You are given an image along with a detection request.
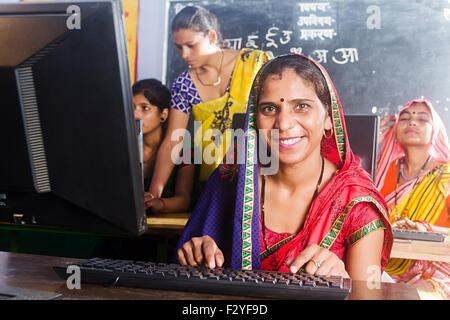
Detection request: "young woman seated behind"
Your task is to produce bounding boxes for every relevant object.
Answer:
[133,79,194,213]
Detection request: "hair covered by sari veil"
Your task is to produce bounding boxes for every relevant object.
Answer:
[177,54,392,272]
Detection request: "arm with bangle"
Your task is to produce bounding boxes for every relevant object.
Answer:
[149,108,190,198]
[393,217,450,237]
[416,221,450,237]
[145,163,194,213]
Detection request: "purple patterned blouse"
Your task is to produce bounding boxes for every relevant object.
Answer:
[170,70,202,115]
[170,69,231,115]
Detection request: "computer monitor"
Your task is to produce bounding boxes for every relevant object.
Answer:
[232,113,379,181]
[344,115,379,181]
[0,0,147,236]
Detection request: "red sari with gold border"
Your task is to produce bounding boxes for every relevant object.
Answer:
[256,55,392,271]
[177,54,393,272]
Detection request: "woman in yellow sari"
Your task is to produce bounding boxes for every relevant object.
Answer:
[376,98,450,299]
[149,6,271,197]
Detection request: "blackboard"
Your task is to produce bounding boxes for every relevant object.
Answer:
[164,0,450,132]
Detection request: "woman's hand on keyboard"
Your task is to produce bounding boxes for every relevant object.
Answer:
[287,244,349,278]
[391,217,427,232]
[177,235,225,269]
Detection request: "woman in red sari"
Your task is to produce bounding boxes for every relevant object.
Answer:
[177,54,392,282]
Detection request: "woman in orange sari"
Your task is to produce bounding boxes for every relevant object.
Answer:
[376,98,450,299]
[176,54,392,282]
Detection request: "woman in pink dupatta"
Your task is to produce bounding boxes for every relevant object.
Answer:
[376,98,450,299]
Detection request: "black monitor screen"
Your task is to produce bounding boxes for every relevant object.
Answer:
[0,0,146,236]
[344,115,379,181]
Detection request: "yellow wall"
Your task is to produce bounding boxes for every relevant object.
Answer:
[21,0,139,82]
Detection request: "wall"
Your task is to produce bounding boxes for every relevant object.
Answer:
[136,0,166,82]
[0,0,167,82]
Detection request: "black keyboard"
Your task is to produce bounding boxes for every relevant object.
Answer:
[392,228,446,242]
[53,258,352,300]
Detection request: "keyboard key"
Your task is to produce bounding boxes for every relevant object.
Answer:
[316,281,330,287]
[246,278,259,283]
[303,279,316,287]
[290,279,303,286]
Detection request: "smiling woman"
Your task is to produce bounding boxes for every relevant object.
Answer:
[176,54,393,283]
[255,60,332,167]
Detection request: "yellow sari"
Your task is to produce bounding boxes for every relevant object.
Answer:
[385,163,450,275]
[380,163,450,299]
[376,98,450,299]
[192,49,271,181]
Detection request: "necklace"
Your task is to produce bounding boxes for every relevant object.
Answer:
[194,48,223,87]
[394,154,431,221]
[261,155,324,256]
[400,155,431,181]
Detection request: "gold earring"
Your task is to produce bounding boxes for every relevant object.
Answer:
[324,129,333,139]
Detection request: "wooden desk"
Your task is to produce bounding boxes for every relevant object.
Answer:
[146,212,190,233]
[0,251,419,300]
[146,215,450,264]
[391,237,450,262]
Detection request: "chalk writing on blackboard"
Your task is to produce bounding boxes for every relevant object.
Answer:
[299,29,336,40]
[246,34,258,49]
[223,37,242,50]
[332,48,359,64]
[266,27,293,48]
[297,2,337,41]
[223,31,359,66]
[298,2,331,12]
[165,0,450,133]
[309,48,359,64]
[297,14,334,27]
